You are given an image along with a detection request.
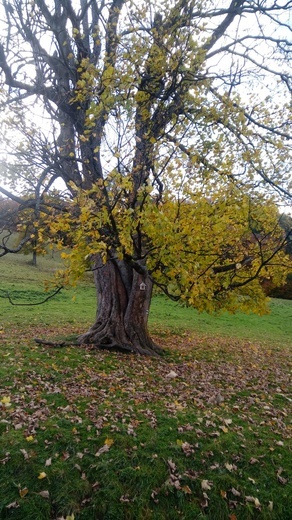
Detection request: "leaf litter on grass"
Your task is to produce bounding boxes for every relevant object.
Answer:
[0,326,291,519]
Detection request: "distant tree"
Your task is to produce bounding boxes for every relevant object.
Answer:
[0,197,19,230]
[263,213,292,299]
[0,0,291,354]
[279,214,292,256]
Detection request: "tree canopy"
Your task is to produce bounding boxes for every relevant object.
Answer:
[0,0,291,353]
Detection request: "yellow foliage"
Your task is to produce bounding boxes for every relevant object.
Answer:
[44,175,291,317]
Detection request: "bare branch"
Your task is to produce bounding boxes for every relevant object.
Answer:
[0,286,64,305]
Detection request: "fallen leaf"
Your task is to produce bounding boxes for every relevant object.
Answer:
[38,490,50,499]
[225,463,236,472]
[167,459,176,472]
[201,492,209,508]
[61,452,70,461]
[254,498,261,508]
[231,487,241,497]
[95,444,110,456]
[181,485,192,494]
[181,441,194,456]
[208,393,224,405]
[120,495,130,502]
[6,501,19,509]
[104,437,114,447]
[245,496,261,508]
[201,479,213,491]
[26,436,34,442]
[19,449,29,460]
[45,458,52,467]
[81,498,91,506]
[76,452,84,459]
[277,475,288,485]
[166,371,178,378]
[151,490,159,503]
[184,469,200,480]
[38,472,47,480]
[1,396,11,407]
[0,452,10,464]
[19,487,28,498]
[173,400,184,410]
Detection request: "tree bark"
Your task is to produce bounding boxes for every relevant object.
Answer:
[78,255,162,356]
[32,247,37,267]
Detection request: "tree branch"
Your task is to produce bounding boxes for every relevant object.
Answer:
[0,286,64,305]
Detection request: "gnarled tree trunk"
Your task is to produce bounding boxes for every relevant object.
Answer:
[78,256,162,356]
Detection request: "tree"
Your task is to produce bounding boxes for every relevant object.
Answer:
[0,0,291,355]
[279,213,292,256]
[0,122,69,264]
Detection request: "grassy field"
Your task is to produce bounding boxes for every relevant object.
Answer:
[1,253,292,345]
[0,253,291,519]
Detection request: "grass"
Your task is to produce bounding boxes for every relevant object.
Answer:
[0,253,291,519]
[150,296,292,345]
[1,252,291,345]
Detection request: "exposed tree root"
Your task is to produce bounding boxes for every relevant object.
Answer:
[34,338,75,348]
[77,330,163,356]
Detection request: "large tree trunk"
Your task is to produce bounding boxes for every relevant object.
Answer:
[78,256,162,356]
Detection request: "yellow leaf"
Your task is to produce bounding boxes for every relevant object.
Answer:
[38,472,47,480]
[19,487,28,498]
[182,485,192,494]
[1,396,11,407]
[1,396,11,404]
[104,438,114,447]
[26,436,34,442]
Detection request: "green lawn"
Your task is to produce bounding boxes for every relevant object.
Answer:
[0,253,291,519]
[1,252,291,345]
